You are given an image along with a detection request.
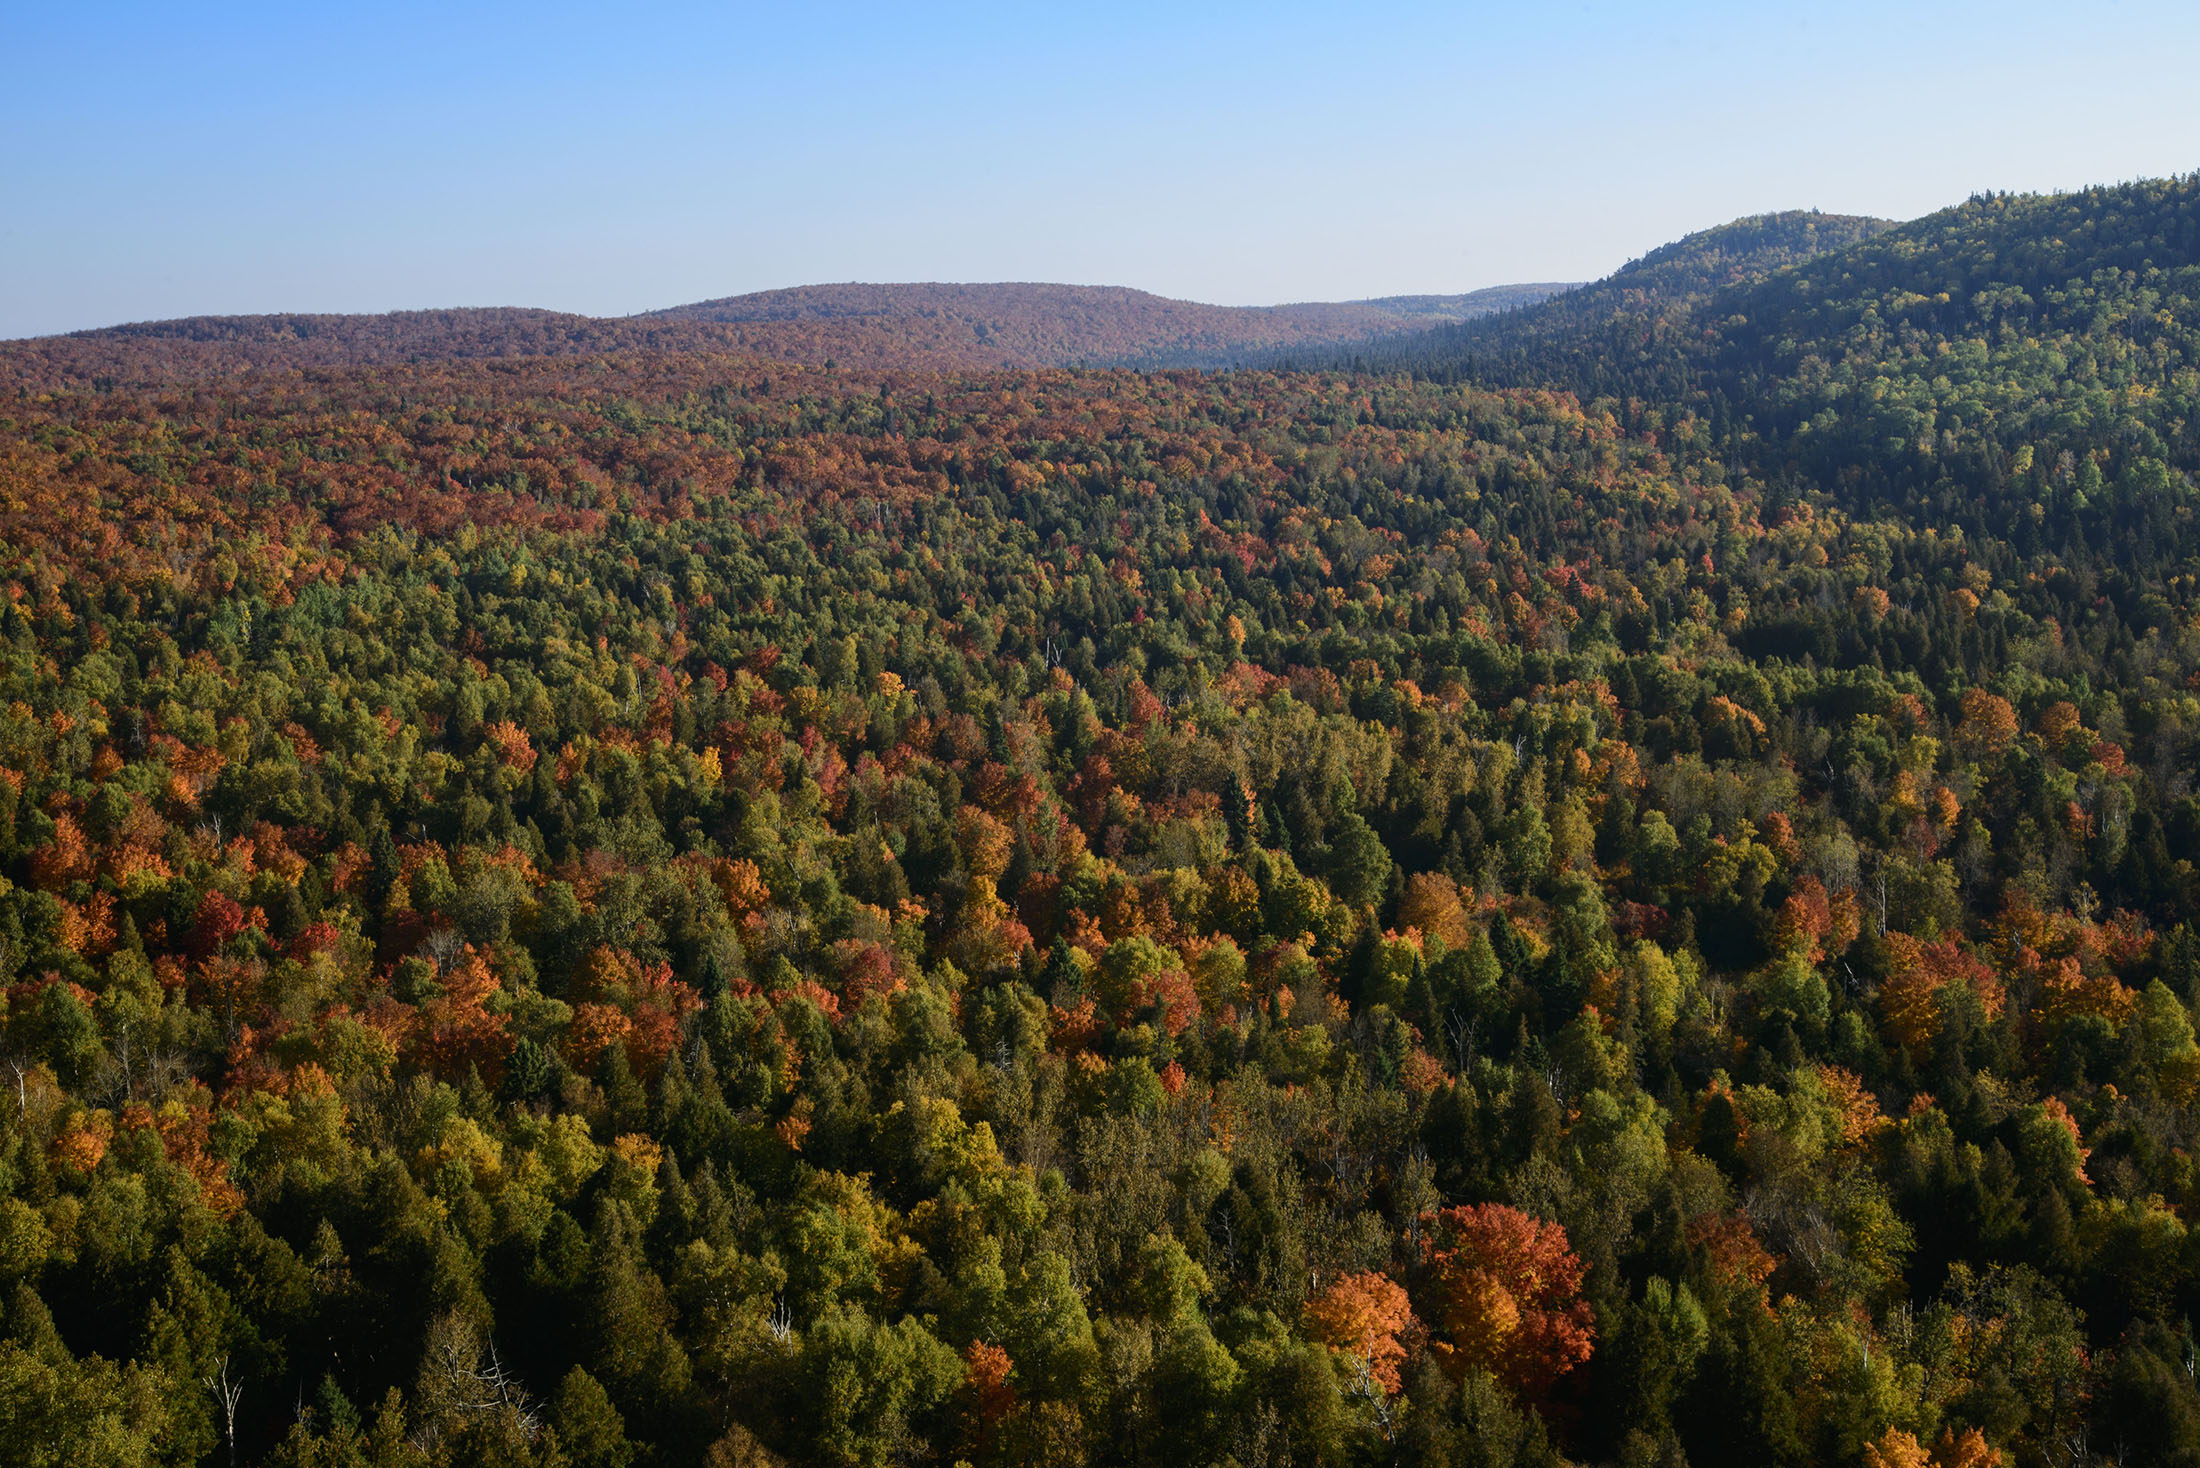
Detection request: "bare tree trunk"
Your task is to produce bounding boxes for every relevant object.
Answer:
[204,1355,244,1468]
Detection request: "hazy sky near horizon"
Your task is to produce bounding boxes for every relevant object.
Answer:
[5,1,2198,339]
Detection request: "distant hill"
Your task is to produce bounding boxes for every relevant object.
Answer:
[1354,285,1575,320]
[646,281,1577,367]
[0,280,1579,390]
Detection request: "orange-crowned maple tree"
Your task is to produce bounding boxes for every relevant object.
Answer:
[1304,1269,1417,1395]
[1420,1203,1594,1395]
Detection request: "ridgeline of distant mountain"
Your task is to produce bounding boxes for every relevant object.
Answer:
[0,281,1578,390]
[1354,286,1573,320]
[645,281,1578,367]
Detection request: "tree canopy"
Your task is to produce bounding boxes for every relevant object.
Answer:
[4,174,2200,1466]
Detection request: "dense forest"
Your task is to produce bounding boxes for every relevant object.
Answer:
[3,175,2200,1468]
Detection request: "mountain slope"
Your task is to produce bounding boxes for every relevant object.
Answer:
[1326,209,1897,389]
[1706,179,2200,489]
[1337,177,2200,523]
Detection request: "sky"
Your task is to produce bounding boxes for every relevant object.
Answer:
[4,1,2199,339]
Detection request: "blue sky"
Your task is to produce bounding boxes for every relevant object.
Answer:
[4,1,2197,338]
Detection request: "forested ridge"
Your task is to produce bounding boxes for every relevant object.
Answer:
[1310,211,1898,390]
[0,282,1576,394]
[4,177,2200,1468]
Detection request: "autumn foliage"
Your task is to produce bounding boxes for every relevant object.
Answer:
[1865,1426,2002,1468]
[1304,1270,1417,1395]
[2,174,2200,1467]
[1420,1204,1595,1396]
